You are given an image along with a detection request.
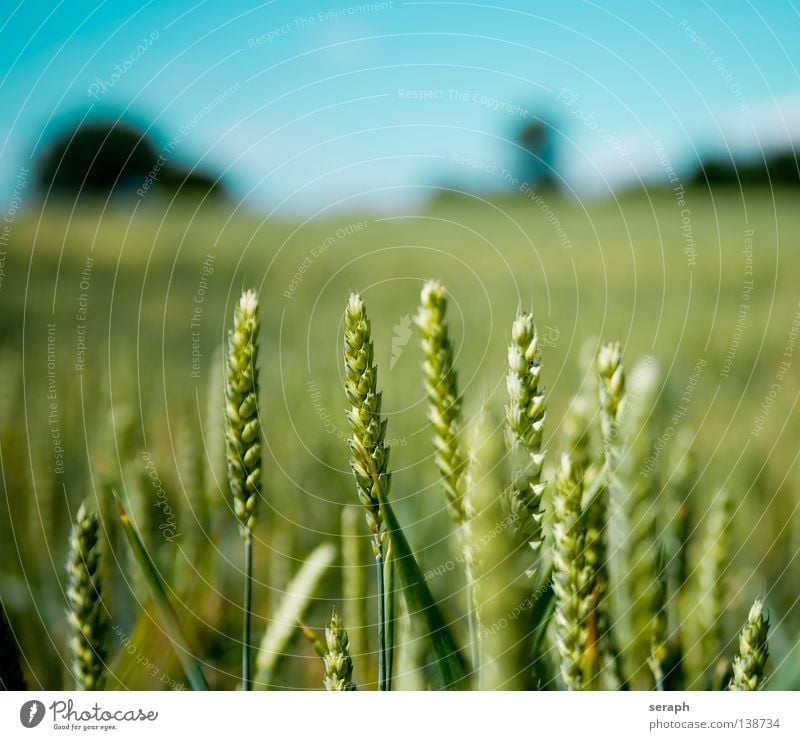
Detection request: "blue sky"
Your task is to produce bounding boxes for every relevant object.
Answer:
[1,0,799,214]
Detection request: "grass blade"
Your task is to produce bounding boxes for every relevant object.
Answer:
[0,602,26,689]
[254,542,336,688]
[298,621,327,658]
[115,495,209,691]
[379,498,469,690]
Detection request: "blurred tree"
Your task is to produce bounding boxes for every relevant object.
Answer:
[35,120,227,201]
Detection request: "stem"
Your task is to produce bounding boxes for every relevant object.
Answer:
[383,551,395,691]
[243,533,253,690]
[376,553,387,691]
[466,573,477,671]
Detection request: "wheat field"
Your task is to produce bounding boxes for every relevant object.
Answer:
[0,188,798,690]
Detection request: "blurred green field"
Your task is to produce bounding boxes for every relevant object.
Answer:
[1,188,799,689]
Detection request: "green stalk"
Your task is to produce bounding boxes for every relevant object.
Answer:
[243,534,253,690]
[376,555,387,691]
[383,543,395,690]
[465,578,477,669]
[224,289,263,691]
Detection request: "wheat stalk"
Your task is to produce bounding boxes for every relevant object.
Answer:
[561,393,606,687]
[66,503,107,690]
[415,280,479,663]
[505,312,546,560]
[729,598,769,691]
[226,289,262,535]
[225,288,262,690]
[343,292,391,690]
[324,607,356,691]
[344,292,390,555]
[551,452,589,690]
[583,479,616,688]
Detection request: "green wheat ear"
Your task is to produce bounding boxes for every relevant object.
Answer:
[324,607,356,691]
[596,341,626,470]
[616,357,662,688]
[344,292,390,557]
[562,394,592,477]
[343,291,392,691]
[505,312,546,557]
[729,599,769,691]
[66,503,107,690]
[416,279,466,524]
[225,288,262,536]
[551,452,590,690]
[590,342,628,690]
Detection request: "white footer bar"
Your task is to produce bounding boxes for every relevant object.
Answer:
[0,691,795,739]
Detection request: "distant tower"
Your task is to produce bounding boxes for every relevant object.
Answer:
[517,119,558,191]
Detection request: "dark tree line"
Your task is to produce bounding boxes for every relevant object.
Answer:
[36,120,226,201]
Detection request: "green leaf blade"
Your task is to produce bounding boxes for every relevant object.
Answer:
[380,499,469,690]
[115,495,210,691]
